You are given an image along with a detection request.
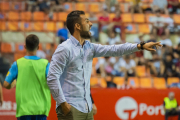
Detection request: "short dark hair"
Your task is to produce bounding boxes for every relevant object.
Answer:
[25,34,39,51]
[66,10,85,35]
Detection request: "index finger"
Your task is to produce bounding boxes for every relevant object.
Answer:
[154,42,163,47]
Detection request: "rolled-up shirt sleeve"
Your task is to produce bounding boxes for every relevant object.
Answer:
[92,43,139,58]
[47,46,69,106]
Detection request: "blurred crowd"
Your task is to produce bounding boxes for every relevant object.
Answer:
[1,0,180,87]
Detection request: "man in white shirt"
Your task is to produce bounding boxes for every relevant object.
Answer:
[151,10,169,37]
[152,0,168,14]
[160,33,172,47]
[118,55,136,79]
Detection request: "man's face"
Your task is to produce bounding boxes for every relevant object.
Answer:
[79,15,92,39]
[169,94,175,100]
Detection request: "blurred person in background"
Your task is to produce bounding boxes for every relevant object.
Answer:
[46,43,56,61]
[119,80,131,89]
[165,13,175,34]
[159,33,172,47]
[129,0,143,14]
[174,43,180,57]
[26,0,38,12]
[164,92,180,120]
[167,0,180,14]
[112,11,123,40]
[89,12,99,42]
[107,30,121,45]
[149,52,164,77]
[89,12,98,23]
[162,53,179,79]
[147,33,157,43]
[99,9,110,32]
[99,10,109,44]
[151,10,169,37]
[177,31,180,44]
[134,33,144,43]
[152,0,168,14]
[106,76,117,88]
[3,34,51,120]
[102,0,118,13]
[57,22,69,44]
[119,55,136,79]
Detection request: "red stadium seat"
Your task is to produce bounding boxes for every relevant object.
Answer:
[0,21,6,31]
[128,77,140,88]
[75,3,87,12]
[100,78,107,88]
[140,77,152,88]
[173,14,180,24]
[167,77,180,86]
[1,43,12,53]
[90,77,98,87]
[19,21,32,31]
[7,21,19,31]
[0,2,10,11]
[133,14,145,23]
[11,2,25,11]
[113,77,125,86]
[121,13,133,23]
[125,24,138,33]
[56,22,64,31]
[45,22,55,32]
[63,3,73,12]
[20,12,32,21]
[15,43,26,53]
[58,12,68,22]
[153,77,166,89]
[136,66,147,77]
[8,11,19,21]
[0,12,6,21]
[88,3,100,13]
[33,12,45,21]
[33,22,44,31]
[92,58,98,66]
[138,24,151,34]
[109,13,116,21]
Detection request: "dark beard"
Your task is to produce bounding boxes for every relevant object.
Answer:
[80,30,91,39]
[79,23,91,39]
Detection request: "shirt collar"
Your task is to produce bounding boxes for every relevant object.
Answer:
[70,36,89,47]
[24,56,41,60]
[70,36,81,47]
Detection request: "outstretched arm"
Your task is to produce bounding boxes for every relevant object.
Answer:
[92,42,162,58]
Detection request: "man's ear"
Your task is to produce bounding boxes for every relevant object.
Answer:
[24,45,26,50]
[37,46,39,50]
[75,23,81,31]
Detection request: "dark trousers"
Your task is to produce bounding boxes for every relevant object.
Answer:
[165,110,180,120]
[17,115,47,120]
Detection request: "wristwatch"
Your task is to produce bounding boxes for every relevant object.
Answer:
[140,41,146,50]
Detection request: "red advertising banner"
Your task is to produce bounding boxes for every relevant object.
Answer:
[1,88,180,120]
[0,88,16,120]
[91,88,180,120]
